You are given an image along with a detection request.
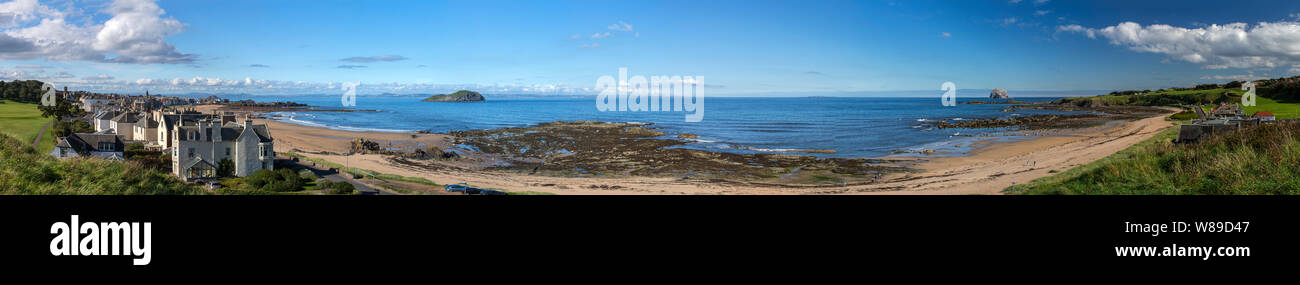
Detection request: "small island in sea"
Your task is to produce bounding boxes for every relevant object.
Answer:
[421,90,486,102]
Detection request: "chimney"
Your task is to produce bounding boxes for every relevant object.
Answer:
[198,119,208,141]
[211,120,222,142]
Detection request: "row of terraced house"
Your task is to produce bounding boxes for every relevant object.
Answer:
[50,92,275,182]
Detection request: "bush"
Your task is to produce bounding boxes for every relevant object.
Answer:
[217,158,235,177]
[328,181,356,194]
[243,168,305,192]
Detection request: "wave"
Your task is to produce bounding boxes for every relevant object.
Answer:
[275,115,413,133]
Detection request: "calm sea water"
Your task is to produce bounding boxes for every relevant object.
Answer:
[214,95,1080,158]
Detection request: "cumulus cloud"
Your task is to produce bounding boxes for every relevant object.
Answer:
[0,66,74,81]
[0,0,61,28]
[590,31,611,39]
[69,75,604,96]
[607,21,633,32]
[0,0,196,64]
[1058,21,1300,70]
[340,55,407,63]
[82,74,114,81]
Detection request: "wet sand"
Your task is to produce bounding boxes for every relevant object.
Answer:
[236,105,1176,195]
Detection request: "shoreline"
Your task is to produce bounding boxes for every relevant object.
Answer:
[211,104,1177,195]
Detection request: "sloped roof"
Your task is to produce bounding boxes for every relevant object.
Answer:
[111,112,141,123]
[176,123,273,143]
[62,133,124,153]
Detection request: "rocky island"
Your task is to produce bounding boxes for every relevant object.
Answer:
[421,90,486,102]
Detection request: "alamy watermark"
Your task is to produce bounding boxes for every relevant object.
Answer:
[41,82,57,106]
[341,82,359,107]
[595,68,704,122]
[940,81,957,107]
[1241,81,1256,107]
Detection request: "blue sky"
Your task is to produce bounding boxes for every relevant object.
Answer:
[4,0,1300,96]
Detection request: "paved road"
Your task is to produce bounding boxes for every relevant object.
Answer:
[293,159,398,195]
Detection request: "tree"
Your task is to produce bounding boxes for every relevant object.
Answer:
[328,181,356,194]
[37,95,80,119]
[217,158,236,177]
[52,120,92,138]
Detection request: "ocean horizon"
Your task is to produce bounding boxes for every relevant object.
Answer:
[216,95,1087,158]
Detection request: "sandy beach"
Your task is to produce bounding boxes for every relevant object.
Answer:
[227,104,1177,195]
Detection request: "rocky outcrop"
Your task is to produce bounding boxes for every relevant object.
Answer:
[989,88,1011,99]
[421,90,485,102]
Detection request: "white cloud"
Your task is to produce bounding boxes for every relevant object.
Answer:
[340,55,407,63]
[1201,74,1257,81]
[1008,0,1022,3]
[939,32,951,38]
[1001,17,1018,26]
[590,31,611,39]
[608,21,632,32]
[1034,10,1050,16]
[74,76,604,95]
[82,74,114,81]
[0,0,196,64]
[0,0,61,28]
[1059,21,1300,70]
[1056,24,1095,38]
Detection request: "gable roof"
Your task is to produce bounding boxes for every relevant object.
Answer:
[176,123,274,143]
[1253,111,1275,117]
[60,133,124,153]
[111,112,141,124]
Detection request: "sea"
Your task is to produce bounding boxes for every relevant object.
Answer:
[207,95,1086,158]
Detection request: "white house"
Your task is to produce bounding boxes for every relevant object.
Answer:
[132,117,159,144]
[109,112,142,141]
[93,110,119,133]
[171,118,275,181]
[50,133,125,160]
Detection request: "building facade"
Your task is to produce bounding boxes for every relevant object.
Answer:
[171,118,275,181]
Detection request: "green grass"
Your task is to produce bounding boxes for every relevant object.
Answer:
[1006,121,1300,194]
[0,100,55,153]
[1243,96,1300,119]
[0,132,206,195]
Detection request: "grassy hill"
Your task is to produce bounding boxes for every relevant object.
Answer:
[0,132,205,195]
[1009,83,1300,194]
[1007,121,1300,194]
[0,100,55,153]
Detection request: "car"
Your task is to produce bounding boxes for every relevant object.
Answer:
[480,189,508,195]
[444,184,469,192]
[461,187,483,195]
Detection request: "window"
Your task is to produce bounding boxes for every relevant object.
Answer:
[99,142,115,151]
[188,148,195,158]
[225,148,231,156]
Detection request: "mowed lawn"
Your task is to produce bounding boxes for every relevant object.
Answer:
[1245,96,1300,119]
[0,100,55,153]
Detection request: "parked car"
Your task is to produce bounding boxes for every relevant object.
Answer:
[444,184,469,192]
[480,189,508,195]
[462,188,483,195]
